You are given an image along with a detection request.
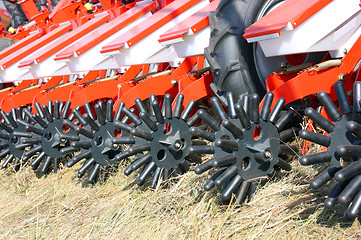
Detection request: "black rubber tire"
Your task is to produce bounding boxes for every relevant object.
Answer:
[205,0,284,103]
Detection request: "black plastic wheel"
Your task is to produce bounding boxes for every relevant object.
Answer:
[299,81,361,219]
[63,100,126,183]
[117,93,202,188]
[19,100,74,174]
[0,107,34,171]
[190,92,297,203]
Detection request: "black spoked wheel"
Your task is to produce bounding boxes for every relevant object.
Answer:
[19,100,74,174]
[117,93,202,188]
[190,92,298,203]
[64,100,125,183]
[0,107,33,171]
[299,81,361,219]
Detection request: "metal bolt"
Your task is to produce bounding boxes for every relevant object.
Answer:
[171,79,178,86]
[343,48,348,54]
[112,144,119,149]
[264,150,272,159]
[338,73,346,82]
[173,142,182,150]
[348,90,353,97]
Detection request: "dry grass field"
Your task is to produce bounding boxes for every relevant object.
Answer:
[0,145,360,239]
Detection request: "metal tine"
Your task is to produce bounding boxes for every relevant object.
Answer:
[212,154,237,167]
[339,175,361,204]
[187,114,199,127]
[42,105,53,123]
[1,111,17,127]
[189,126,215,142]
[260,92,274,121]
[194,159,214,174]
[276,158,292,171]
[310,166,341,188]
[83,113,99,131]
[234,103,251,129]
[214,165,237,186]
[346,121,361,139]
[59,102,65,114]
[346,190,361,219]
[214,139,239,151]
[16,107,22,120]
[241,94,250,116]
[95,103,105,125]
[23,109,29,122]
[299,152,332,165]
[114,102,124,121]
[13,158,20,172]
[222,175,242,200]
[128,143,151,155]
[334,81,352,114]
[204,168,225,191]
[139,112,157,131]
[53,100,61,119]
[324,180,350,209]
[226,92,237,119]
[114,120,133,133]
[122,107,142,126]
[135,98,147,114]
[130,128,153,141]
[68,105,81,122]
[173,94,184,118]
[250,93,260,123]
[0,132,9,140]
[181,100,195,121]
[179,161,190,173]
[23,109,36,124]
[47,100,53,116]
[53,158,60,173]
[106,100,114,122]
[188,145,215,155]
[246,181,258,201]
[77,158,95,178]
[163,93,172,119]
[72,107,87,126]
[299,130,331,147]
[337,145,361,157]
[334,161,361,182]
[2,154,14,169]
[24,145,42,158]
[275,109,294,131]
[150,167,162,189]
[354,81,361,113]
[317,91,342,122]
[127,154,152,174]
[197,109,220,131]
[162,169,170,188]
[40,156,52,174]
[149,94,156,117]
[88,164,100,182]
[222,119,243,139]
[138,162,156,186]
[235,181,250,204]
[34,102,45,118]
[71,140,92,149]
[186,153,202,163]
[112,136,135,144]
[61,101,71,119]
[304,107,334,133]
[0,122,12,133]
[269,98,285,124]
[31,152,46,170]
[211,97,227,121]
[0,149,10,160]
[60,146,78,154]
[68,150,92,167]
[11,108,17,121]
[151,100,164,123]
[84,102,95,120]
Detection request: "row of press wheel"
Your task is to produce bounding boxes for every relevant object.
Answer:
[0,82,361,219]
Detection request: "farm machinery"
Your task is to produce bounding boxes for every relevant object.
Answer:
[0,0,360,220]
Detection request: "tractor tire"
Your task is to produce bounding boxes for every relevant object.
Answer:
[205,0,284,103]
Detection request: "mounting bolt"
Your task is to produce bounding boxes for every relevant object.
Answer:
[348,91,353,97]
[343,48,348,54]
[173,142,182,150]
[338,73,346,82]
[264,150,272,159]
[112,144,118,149]
[171,79,178,86]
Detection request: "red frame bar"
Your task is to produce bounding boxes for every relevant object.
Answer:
[158,0,219,44]
[54,3,156,61]
[0,24,72,69]
[18,14,110,68]
[101,0,202,54]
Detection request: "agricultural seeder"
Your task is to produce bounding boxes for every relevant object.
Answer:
[0,0,360,220]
